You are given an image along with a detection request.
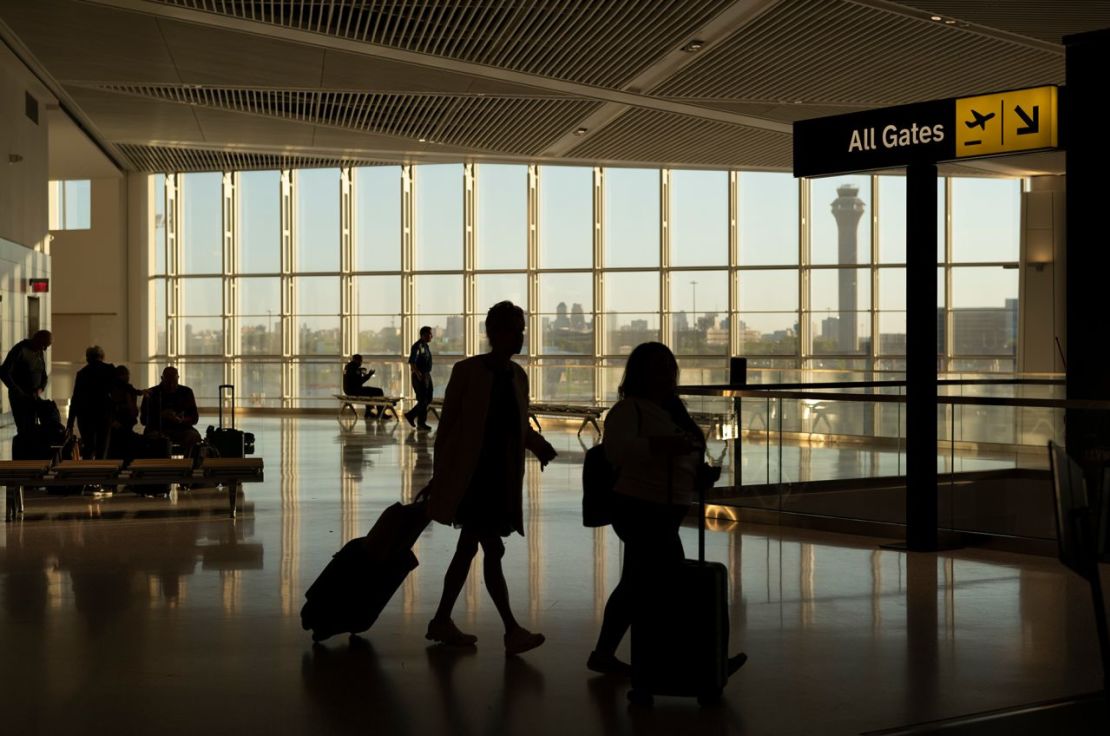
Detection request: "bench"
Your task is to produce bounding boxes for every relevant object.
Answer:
[334,394,403,423]
[3,457,265,521]
[427,399,604,437]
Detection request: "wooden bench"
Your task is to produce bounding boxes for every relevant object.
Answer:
[3,457,265,521]
[428,399,603,437]
[334,394,403,423]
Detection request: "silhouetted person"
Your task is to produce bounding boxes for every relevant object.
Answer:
[107,365,145,461]
[342,354,384,419]
[140,366,201,455]
[425,302,557,655]
[68,345,116,459]
[588,342,707,675]
[405,326,434,429]
[0,329,51,435]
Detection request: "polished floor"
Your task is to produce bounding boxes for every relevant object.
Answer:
[1,417,1106,735]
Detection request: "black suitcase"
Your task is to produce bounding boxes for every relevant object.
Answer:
[629,471,733,706]
[301,500,430,642]
[205,384,254,458]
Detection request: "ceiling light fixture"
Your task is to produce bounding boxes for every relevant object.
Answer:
[682,40,704,52]
[930,15,942,21]
[574,127,588,136]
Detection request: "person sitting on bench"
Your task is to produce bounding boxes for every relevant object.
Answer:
[342,354,384,419]
[140,366,201,456]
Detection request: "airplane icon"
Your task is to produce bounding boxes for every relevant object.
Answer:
[964,109,996,130]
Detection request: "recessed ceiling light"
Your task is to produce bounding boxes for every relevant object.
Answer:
[418,138,426,143]
[682,40,704,52]
[944,19,957,24]
[931,15,942,21]
[574,127,588,136]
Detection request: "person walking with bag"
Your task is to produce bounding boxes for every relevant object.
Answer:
[423,302,558,655]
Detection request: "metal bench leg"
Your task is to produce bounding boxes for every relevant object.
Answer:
[228,480,239,519]
[577,418,588,437]
[6,485,24,521]
[589,417,602,437]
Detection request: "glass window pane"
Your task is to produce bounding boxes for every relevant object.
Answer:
[739,269,798,312]
[604,271,658,313]
[670,170,727,267]
[415,274,462,315]
[181,362,224,405]
[669,271,728,355]
[539,166,593,269]
[356,275,401,315]
[538,358,594,402]
[476,273,527,314]
[738,313,798,355]
[605,313,659,355]
[951,267,1018,357]
[48,180,62,230]
[64,179,91,230]
[878,267,905,311]
[152,278,166,356]
[356,316,402,355]
[241,360,282,408]
[740,172,798,266]
[416,165,463,271]
[181,172,222,274]
[810,176,871,266]
[297,276,340,315]
[181,278,222,315]
[810,268,871,312]
[355,166,401,272]
[183,318,222,355]
[878,312,906,355]
[153,174,166,275]
[296,168,340,272]
[239,277,281,355]
[477,164,527,270]
[810,313,871,355]
[240,170,281,273]
[296,361,341,407]
[951,178,1020,263]
[877,175,947,264]
[604,168,659,268]
[296,317,340,355]
[539,273,593,355]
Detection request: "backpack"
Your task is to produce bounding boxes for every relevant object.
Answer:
[581,401,640,527]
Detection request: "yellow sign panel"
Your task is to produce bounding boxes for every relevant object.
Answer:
[955,86,1057,158]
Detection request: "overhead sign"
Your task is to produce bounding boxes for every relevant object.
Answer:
[793,85,1060,177]
[954,86,1057,157]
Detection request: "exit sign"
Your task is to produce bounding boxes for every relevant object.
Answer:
[28,278,49,293]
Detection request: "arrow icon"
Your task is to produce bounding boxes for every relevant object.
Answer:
[1015,104,1039,135]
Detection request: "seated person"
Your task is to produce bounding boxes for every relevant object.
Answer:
[342,354,384,419]
[140,366,201,456]
[106,365,145,462]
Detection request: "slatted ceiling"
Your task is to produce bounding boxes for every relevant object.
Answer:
[143,0,737,88]
[892,1,1110,44]
[654,0,1063,106]
[673,100,871,124]
[88,85,602,155]
[567,109,792,169]
[117,144,389,173]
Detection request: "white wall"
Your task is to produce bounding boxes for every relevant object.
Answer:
[1019,176,1066,373]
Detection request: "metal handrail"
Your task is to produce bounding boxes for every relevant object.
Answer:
[677,385,1110,411]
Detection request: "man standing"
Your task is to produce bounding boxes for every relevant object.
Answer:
[68,345,117,459]
[0,330,52,435]
[405,326,434,430]
[140,366,201,455]
[342,354,384,419]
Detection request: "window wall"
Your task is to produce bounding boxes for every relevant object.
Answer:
[148,166,1022,407]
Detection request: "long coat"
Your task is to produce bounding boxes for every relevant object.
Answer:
[427,355,545,536]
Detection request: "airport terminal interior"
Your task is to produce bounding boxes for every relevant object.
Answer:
[1,1,1109,734]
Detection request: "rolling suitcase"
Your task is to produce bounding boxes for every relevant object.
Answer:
[205,384,255,458]
[301,499,430,642]
[628,470,732,706]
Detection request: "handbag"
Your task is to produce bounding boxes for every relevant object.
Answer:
[581,401,640,527]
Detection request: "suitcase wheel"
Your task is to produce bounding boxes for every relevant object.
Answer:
[626,690,653,707]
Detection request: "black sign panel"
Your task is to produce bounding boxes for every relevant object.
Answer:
[793,99,955,178]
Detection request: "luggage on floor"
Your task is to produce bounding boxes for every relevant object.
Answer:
[12,423,66,462]
[628,465,734,706]
[205,384,255,458]
[301,499,430,642]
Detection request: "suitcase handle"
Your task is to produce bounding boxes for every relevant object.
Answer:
[218,384,235,429]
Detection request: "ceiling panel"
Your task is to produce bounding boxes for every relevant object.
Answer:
[143,0,737,88]
[64,85,204,140]
[118,143,388,172]
[83,84,602,156]
[654,0,1063,105]
[568,108,792,169]
[892,1,1110,44]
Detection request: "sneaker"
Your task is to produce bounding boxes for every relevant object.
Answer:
[504,626,545,656]
[586,650,632,676]
[425,618,477,647]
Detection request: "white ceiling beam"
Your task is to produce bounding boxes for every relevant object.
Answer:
[80,0,793,134]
